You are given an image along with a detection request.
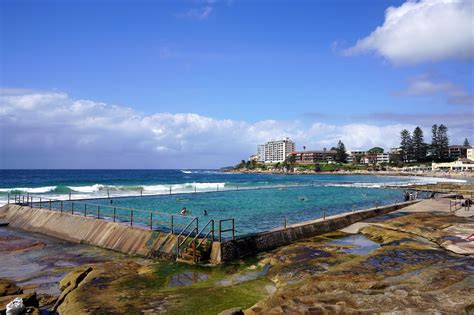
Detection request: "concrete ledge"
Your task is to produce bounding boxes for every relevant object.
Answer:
[0,204,178,259]
[216,200,420,262]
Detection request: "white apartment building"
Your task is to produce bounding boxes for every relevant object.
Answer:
[376,153,390,164]
[467,148,474,161]
[257,138,295,163]
[257,145,266,162]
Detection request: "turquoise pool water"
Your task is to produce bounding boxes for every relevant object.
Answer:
[49,185,416,237]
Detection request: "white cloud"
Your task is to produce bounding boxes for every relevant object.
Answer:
[0,89,449,168]
[398,74,474,104]
[177,6,213,20]
[344,0,474,64]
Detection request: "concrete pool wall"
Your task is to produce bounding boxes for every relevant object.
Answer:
[214,200,421,262]
[0,200,421,263]
[0,204,179,260]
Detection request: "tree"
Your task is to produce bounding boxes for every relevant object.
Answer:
[400,129,413,162]
[437,124,449,161]
[284,154,296,172]
[464,138,470,147]
[412,126,427,162]
[368,147,384,154]
[236,160,246,169]
[431,124,439,161]
[286,153,296,164]
[335,140,348,163]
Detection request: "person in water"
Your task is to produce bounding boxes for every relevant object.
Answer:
[180,207,188,215]
[203,209,208,216]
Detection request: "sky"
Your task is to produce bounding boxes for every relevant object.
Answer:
[0,0,473,169]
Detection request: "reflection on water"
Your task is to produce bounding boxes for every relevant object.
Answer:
[329,234,380,255]
[217,265,271,287]
[0,227,123,296]
[168,271,209,287]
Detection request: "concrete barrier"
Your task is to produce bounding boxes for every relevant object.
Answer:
[214,200,420,262]
[0,204,178,259]
[0,200,421,264]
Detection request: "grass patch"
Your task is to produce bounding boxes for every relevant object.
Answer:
[164,278,270,315]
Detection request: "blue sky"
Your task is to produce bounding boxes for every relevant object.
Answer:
[0,0,473,168]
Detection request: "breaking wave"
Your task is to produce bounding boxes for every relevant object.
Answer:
[0,186,57,193]
[0,182,227,195]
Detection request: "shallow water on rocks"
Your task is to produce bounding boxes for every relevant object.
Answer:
[168,271,209,287]
[217,265,271,287]
[329,234,380,255]
[0,227,124,296]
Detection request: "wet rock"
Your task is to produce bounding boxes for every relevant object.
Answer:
[58,266,93,292]
[23,306,40,314]
[0,279,22,297]
[0,235,45,253]
[56,261,143,314]
[52,266,93,311]
[246,212,474,314]
[218,307,244,315]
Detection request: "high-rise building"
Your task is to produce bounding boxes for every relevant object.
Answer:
[257,138,295,163]
[257,145,266,162]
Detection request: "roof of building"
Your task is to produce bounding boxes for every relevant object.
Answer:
[291,150,337,154]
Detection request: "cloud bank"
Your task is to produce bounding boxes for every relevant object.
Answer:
[0,88,463,169]
[344,0,474,64]
[398,74,474,105]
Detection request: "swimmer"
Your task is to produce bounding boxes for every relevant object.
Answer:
[180,207,188,215]
[203,209,208,216]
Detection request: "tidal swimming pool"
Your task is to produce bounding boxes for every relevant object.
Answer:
[55,185,416,237]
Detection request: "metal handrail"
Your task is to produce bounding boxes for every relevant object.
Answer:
[9,192,238,260]
[9,193,195,220]
[218,218,235,241]
[175,217,198,257]
[193,219,215,249]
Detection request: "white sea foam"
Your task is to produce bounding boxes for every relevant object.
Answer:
[142,182,225,193]
[0,186,57,193]
[324,176,466,189]
[67,184,105,193]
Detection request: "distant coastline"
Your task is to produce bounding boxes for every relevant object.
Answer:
[224,168,474,179]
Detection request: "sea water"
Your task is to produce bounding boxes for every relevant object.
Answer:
[0,169,465,236]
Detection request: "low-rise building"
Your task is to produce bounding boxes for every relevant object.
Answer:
[291,150,337,164]
[432,159,474,171]
[448,145,469,159]
[348,150,366,164]
[467,148,474,161]
[376,153,390,164]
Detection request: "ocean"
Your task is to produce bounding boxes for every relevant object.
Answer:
[0,169,465,235]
